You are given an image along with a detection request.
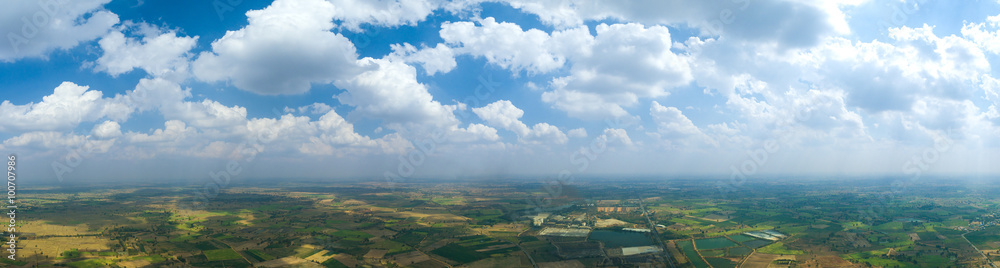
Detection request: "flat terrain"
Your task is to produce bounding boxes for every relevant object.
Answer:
[2,178,998,267]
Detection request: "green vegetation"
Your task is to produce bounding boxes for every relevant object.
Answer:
[758,242,804,255]
[431,243,487,264]
[13,179,1000,267]
[677,240,709,268]
[322,258,349,268]
[726,234,756,243]
[65,259,116,268]
[705,257,737,268]
[694,237,737,250]
[727,246,752,256]
[203,248,243,261]
[244,249,275,261]
[966,226,1000,250]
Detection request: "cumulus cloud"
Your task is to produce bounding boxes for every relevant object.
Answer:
[1,131,115,154]
[94,25,198,79]
[472,100,568,144]
[597,128,633,147]
[334,58,498,142]
[441,17,590,74]
[0,82,129,132]
[543,23,692,119]
[127,78,247,129]
[441,18,691,119]
[92,120,122,138]
[389,43,457,75]
[0,0,119,62]
[451,0,853,48]
[193,0,362,95]
[961,14,1000,55]
[567,128,587,138]
[327,0,441,31]
[821,25,988,113]
[649,101,714,147]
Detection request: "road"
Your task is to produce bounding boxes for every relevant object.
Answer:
[638,198,677,268]
[962,232,997,268]
[516,229,540,268]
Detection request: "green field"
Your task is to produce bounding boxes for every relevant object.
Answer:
[742,239,772,248]
[431,244,487,264]
[757,242,804,255]
[244,249,275,261]
[678,240,709,268]
[727,234,757,243]
[706,257,738,268]
[204,248,243,261]
[694,237,737,250]
[966,226,1000,250]
[727,246,752,256]
[13,179,1000,268]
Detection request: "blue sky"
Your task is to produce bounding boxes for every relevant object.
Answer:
[3,0,1000,183]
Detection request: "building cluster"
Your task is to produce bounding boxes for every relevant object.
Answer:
[744,230,787,241]
[597,206,639,213]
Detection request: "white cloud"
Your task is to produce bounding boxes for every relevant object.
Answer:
[3,131,84,148]
[0,131,116,155]
[389,43,457,75]
[92,120,121,138]
[649,101,711,143]
[441,17,590,74]
[297,103,334,115]
[334,58,498,143]
[961,14,1000,55]
[326,0,441,31]
[819,25,988,113]
[543,23,692,119]
[472,100,567,144]
[597,128,632,147]
[0,82,129,132]
[127,120,195,143]
[453,0,853,48]
[472,100,530,136]
[193,0,362,95]
[0,0,119,62]
[567,128,587,138]
[95,25,198,79]
[441,19,691,119]
[127,78,247,129]
[524,123,568,145]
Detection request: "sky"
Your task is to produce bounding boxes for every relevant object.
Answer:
[3,0,1000,184]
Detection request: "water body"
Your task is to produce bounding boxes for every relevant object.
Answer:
[588,230,655,248]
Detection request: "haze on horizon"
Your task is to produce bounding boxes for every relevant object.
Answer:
[2,0,1000,183]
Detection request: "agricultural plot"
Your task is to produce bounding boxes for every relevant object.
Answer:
[431,235,520,264]
[203,248,243,261]
[694,237,737,250]
[967,226,1000,250]
[677,240,709,268]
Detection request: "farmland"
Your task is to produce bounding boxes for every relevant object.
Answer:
[3,177,998,267]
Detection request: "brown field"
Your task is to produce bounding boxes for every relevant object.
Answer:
[18,222,113,259]
[256,256,323,267]
[795,255,858,268]
[537,259,585,268]
[304,249,334,263]
[464,255,532,268]
[390,250,431,266]
[742,253,796,268]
